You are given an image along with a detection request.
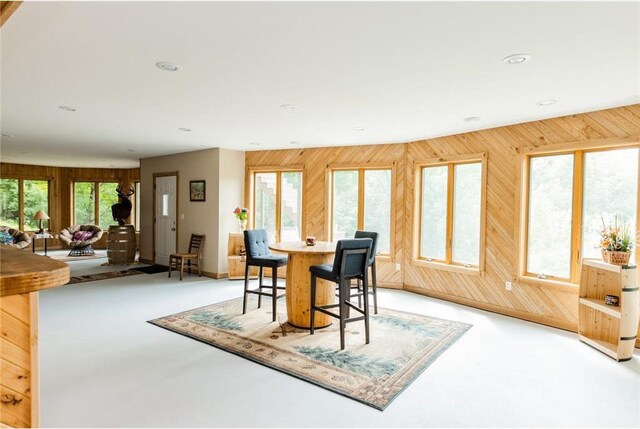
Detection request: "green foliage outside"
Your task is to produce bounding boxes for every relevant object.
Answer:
[333,170,358,240]
[0,179,19,229]
[23,180,49,231]
[363,170,391,253]
[99,182,119,229]
[74,182,95,225]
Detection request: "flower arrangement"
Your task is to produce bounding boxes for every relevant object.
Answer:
[600,215,633,265]
[233,207,248,221]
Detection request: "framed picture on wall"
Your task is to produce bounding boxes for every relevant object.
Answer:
[190,180,206,202]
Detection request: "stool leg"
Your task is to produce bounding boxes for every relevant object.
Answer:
[271,267,277,322]
[310,274,316,335]
[168,258,172,278]
[371,261,378,315]
[357,279,362,308]
[198,256,202,277]
[258,267,264,309]
[242,263,250,315]
[363,272,370,345]
[180,258,185,281]
[339,279,347,350]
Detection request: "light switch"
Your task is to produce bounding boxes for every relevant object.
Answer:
[180,213,185,220]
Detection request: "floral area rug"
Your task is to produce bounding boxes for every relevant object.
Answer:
[149,296,471,410]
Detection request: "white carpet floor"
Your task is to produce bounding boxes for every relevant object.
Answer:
[38,256,640,427]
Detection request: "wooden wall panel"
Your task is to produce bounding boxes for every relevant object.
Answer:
[0,163,140,249]
[246,104,640,335]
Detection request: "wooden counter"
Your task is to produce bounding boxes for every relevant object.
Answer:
[1,247,70,428]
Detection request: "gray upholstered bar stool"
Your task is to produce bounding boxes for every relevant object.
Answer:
[242,229,287,321]
[309,238,372,350]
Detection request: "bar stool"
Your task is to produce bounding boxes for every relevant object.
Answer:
[309,238,372,350]
[354,230,379,314]
[242,229,287,322]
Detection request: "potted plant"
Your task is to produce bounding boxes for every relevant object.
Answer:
[600,215,633,266]
[233,207,248,231]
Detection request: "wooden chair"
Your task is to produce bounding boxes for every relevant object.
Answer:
[169,234,205,281]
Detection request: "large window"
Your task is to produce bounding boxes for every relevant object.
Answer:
[330,167,392,255]
[253,170,303,243]
[73,181,125,228]
[0,178,50,231]
[523,145,639,283]
[417,158,485,268]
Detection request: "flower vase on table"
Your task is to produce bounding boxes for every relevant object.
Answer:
[599,215,633,266]
[234,207,248,233]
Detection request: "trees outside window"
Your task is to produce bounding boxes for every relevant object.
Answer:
[330,167,393,255]
[0,178,49,231]
[418,160,484,268]
[522,146,638,282]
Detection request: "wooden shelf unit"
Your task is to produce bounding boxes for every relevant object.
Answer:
[578,258,639,362]
[227,233,256,280]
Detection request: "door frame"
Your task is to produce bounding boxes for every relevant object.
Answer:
[152,171,179,265]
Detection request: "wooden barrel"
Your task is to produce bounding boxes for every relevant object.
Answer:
[107,225,136,264]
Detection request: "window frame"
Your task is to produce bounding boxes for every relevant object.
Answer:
[412,153,487,275]
[327,163,395,258]
[248,166,304,243]
[518,136,640,287]
[0,176,52,232]
[72,180,121,228]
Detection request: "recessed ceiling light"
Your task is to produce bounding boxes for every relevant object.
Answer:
[0,133,13,138]
[502,54,532,64]
[178,127,192,132]
[463,116,481,123]
[58,105,77,112]
[289,141,302,146]
[128,149,135,152]
[535,99,558,106]
[20,152,28,155]
[249,142,261,146]
[280,104,296,111]
[353,127,365,131]
[156,61,181,72]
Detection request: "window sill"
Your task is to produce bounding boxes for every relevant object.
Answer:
[517,275,578,292]
[375,255,393,263]
[412,259,483,276]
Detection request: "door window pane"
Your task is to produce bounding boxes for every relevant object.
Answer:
[452,163,482,265]
[332,170,358,240]
[23,180,49,231]
[255,172,277,243]
[0,179,19,229]
[74,182,95,225]
[582,148,638,260]
[420,166,448,260]
[364,169,391,254]
[98,182,119,229]
[527,154,574,278]
[280,172,302,241]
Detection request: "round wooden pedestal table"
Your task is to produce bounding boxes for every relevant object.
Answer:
[269,241,337,329]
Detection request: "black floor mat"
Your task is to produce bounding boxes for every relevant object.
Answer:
[132,265,169,274]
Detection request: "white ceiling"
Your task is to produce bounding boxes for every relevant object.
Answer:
[1,1,639,168]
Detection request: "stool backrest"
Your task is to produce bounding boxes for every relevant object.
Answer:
[354,230,378,266]
[332,238,372,279]
[188,234,205,255]
[243,229,271,264]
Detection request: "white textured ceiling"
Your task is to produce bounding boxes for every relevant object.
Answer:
[1,1,639,168]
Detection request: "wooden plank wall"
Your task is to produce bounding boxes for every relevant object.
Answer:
[0,163,140,249]
[0,292,37,428]
[246,104,640,335]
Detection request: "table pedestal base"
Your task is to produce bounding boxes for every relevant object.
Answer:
[285,252,335,328]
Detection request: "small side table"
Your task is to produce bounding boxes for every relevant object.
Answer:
[32,233,54,256]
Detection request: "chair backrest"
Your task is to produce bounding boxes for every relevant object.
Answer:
[243,229,271,264]
[354,230,378,266]
[331,238,372,279]
[188,234,205,255]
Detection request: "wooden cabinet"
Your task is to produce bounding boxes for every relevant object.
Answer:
[578,259,639,361]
